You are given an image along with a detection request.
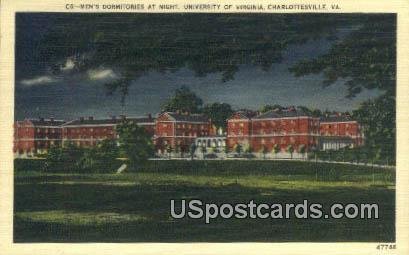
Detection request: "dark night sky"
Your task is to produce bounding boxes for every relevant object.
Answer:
[14,14,381,120]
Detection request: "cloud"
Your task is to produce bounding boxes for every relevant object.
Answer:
[61,58,75,71]
[87,69,118,81]
[20,75,56,86]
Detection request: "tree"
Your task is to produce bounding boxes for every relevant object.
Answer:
[235,143,243,156]
[162,86,203,113]
[166,145,173,159]
[116,121,154,168]
[353,94,395,164]
[290,15,396,163]
[287,145,294,159]
[224,145,229,155]
[310,145,319,163]
[296,106,312,115]
[244,144,252,154]
[189,143,197,160]
[174,144,181,157]
[272,144,280,158]
[200,146,207,159]
[290,15,395,98]
[261,145,268,159]
[298,144,306,160]
[311,109,323,117]
[203,102,234,130]
[30,14,383,102]
[96,139,119,161]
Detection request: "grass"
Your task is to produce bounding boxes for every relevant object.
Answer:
[14,160,395,242]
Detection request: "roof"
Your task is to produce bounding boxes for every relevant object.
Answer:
[28,119,66,126]
[62,116,155,126]
[253,108,312,119]
[253,110,282,119]
[320,114,355,122]
[228,110,258,120]
[163,112,209,122]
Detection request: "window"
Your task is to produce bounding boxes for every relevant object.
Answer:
[163,124,168,128]
[239,123,244,127]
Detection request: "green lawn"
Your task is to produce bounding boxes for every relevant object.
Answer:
[14,160,395,242]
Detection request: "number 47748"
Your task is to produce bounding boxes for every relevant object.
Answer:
[377,244,396,250]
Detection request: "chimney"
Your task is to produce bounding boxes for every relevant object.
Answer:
[50,117,54,122]
[88,116,94,121]
[148,113,152,120]
[80,117,84,122]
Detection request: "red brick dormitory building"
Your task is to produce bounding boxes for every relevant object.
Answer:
[14,115,155,157]
[226,108,363,158]
[319,113,364,150]
[226,108,321,157]
[14,109,364,158]
[154,111,214,154]
[14,118,65,156]
[61,115,155,147]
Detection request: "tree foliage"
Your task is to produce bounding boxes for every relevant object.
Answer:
[26,14,385,100]
[203,102,234,129]
[45,140,120,173]
[116,121,154,167]
[289,15,396,161]
[352,94,395,162]
[290,15,396,97]
[162,86,203,113]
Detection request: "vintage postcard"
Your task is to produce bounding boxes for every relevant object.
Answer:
[0,0,408,254]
